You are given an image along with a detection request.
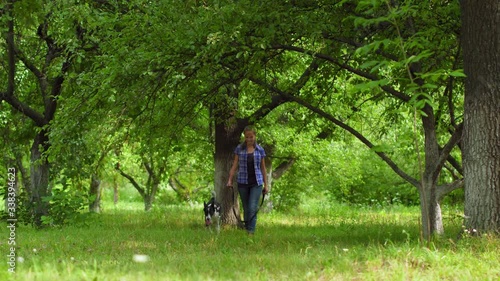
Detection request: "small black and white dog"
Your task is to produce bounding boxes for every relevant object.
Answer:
[204,191,221,233]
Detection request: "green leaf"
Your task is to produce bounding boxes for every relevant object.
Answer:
[449,70,466,77]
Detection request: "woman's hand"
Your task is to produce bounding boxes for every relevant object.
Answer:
[263,186,269,195]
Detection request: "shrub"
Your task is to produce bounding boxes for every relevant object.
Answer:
[41,185,92,226]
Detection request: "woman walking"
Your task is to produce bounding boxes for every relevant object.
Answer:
[227,126,269,234]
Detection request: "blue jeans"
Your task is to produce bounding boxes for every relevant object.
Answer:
[238,184,262,233]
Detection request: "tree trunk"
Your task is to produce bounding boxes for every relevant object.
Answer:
[215,119,245,226]
[29,130,51,228]
[115,163,161,212]
[15,153,31,202]
[144,194,154,211]
[113,175,119,205]
[262,156,273,212]
[419,179,444,239]
[211,78,291,225]
[461,0,500,233]
[419,108,445,238]
[89,173,102,213]
[148,182,160,211]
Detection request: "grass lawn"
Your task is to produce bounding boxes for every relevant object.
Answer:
[1,200,499,280]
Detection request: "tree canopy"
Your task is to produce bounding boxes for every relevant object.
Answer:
[2,0,497,237]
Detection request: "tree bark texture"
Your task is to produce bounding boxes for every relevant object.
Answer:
[418,107,445,237]
[461,0,500,232]
[112,173,120,205]
[29,130,51,227]
[144,193,155,212]
[89,173,102,213]
[419,179,444,238]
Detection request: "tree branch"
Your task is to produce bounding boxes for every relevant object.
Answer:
[446,45,462,129]
[14,46,45,87]
[168,176,191,201]
[244,93,285,123]
[436,179,464,201]
[246,58,322,123]
[6,0,15,96]
[1,94,47,127]
[322,32,400,62]
[115,164,146,198]
[446,154,463,176]
[436,122,463,177]
[272,89,420,187]
[143,159,164,185]
[2,7,71,127]
[2,24,46,125]
[272,158,296,180]
[289,58,322,93]
[271,44,411,102]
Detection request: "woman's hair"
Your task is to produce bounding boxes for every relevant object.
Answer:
[243,125,256,135]
[240,125,257,149]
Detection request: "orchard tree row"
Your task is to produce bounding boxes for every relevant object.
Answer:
[1,0,498,239]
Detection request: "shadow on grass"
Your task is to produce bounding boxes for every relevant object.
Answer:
[4,205,474,281]
[92,205,462,247]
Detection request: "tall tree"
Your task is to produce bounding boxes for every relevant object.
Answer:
[1,0,73,226]
[115,158,165,211]
[461,0,500,233]
[1,0,103,225]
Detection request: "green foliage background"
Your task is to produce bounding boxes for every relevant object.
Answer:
[1,0,466,225]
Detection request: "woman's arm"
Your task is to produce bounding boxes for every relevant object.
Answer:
[261,158,269,194]
[227,154,239,187]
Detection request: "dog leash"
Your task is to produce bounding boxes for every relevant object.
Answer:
[229,186,265,227]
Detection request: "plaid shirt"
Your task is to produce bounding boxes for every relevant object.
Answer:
[235,144,266,185]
